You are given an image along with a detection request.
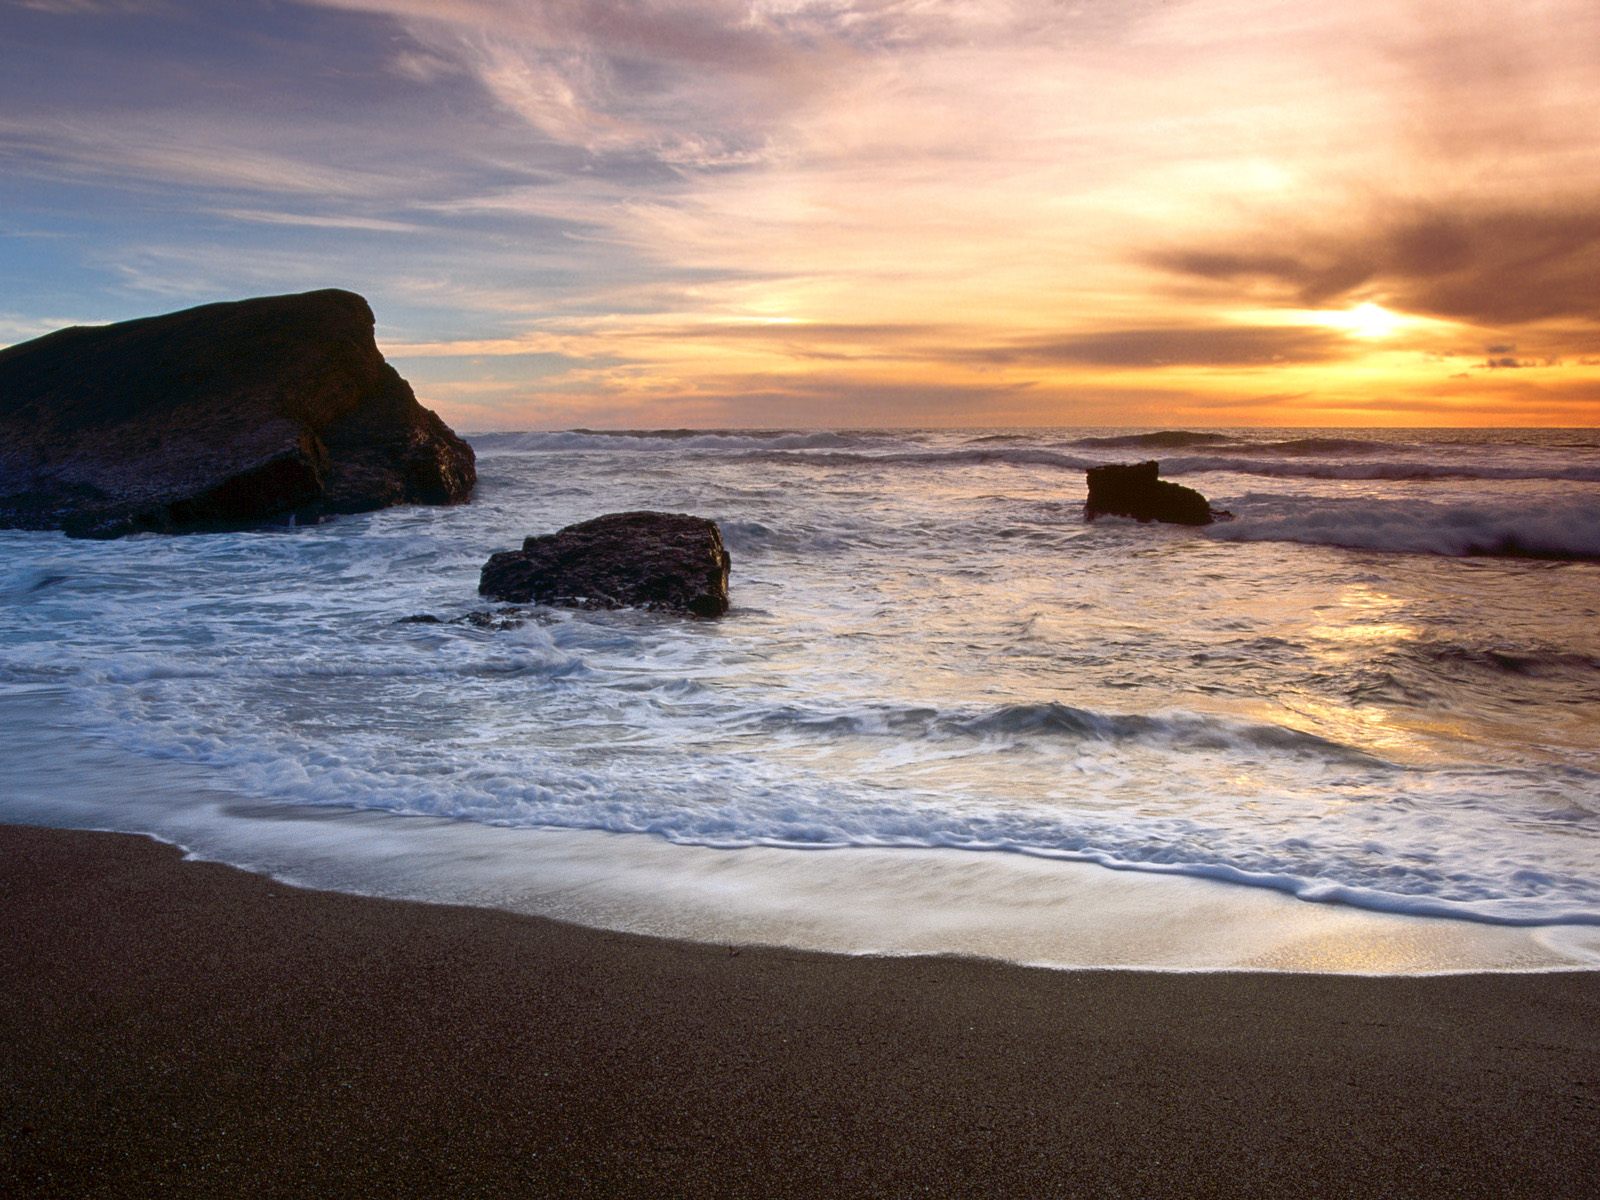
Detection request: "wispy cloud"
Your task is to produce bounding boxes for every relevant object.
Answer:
[10,0,167,12]
[0,115,421,198]
[954,327,1352,369]
[0,310,103,348]
[308,0,854,165]
[210,208,427,234]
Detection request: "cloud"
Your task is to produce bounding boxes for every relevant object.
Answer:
[955,325,1351,368]
[388,48,463,84]
[384,317,1355,376]
[1150,204,1600,327]
[1326,372,1600,421]
[472,373,1041,432]
[301,1,1192,172]
[0,311,103,348]
[209,208,426,234]
[1383,0,1600,168]
[6,0,1600,428]
[383,332,599,358]
[304,0,869,165]
[10,0,166,12]
[0,115,423,198]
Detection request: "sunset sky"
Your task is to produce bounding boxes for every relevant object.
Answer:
[3,0,1598,429]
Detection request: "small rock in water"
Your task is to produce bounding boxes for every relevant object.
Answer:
[456,609,528,631]
[1084,460,1222,526]
[479,511,731,617]
[398,610,528,631]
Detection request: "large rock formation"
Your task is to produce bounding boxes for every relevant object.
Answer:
[0,289,475,537]
[1084,460,1220,526]
[480,512,731,617]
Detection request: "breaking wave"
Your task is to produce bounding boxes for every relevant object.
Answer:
[1210,497,1600,561]
[1070,430,1234,449]
[1238,436,1393,455]
[1412,644,1600,681]
[1165,455,1600,484]
[474,429,899,454]
[472,429,1600,488]
[747,700,1388,767]
[7,423,1600,944]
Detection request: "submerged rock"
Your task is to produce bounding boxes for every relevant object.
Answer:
[399,609,530,632]
[1084,460,1221,526]
[0,289,475,538]
[479,511,731,617]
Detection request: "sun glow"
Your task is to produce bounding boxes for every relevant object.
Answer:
[1311,302,1408,339]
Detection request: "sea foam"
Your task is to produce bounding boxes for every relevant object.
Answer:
[3,425,1598,945]
[1209,496,1600,560]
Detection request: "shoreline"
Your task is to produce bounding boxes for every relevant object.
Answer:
[4,822,1598,1197]
[8,677,1594,976]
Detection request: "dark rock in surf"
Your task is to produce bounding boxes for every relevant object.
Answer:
[0,289,475,538]
[479,511,731,617]
[399,609,529,632]
[1084,460,1221,526]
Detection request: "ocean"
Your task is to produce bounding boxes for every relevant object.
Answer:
[5,426,1600,972]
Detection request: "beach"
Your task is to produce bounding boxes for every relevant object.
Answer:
[4,822,1597,1198]
[6,0,1600,1191]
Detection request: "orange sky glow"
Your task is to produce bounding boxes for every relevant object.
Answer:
[4,0,1599,429]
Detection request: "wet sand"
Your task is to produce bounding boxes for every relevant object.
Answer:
[2,822,1597,1198]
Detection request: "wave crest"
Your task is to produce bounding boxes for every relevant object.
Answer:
[1242,436,1391,455]
[1210,497,1600,561]
[474,429,891,454]
[1165,454,1600,483]
[1071,430,1232,449]
[750,700,1387,766]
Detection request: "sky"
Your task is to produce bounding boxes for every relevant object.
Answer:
[2,0,1598,430]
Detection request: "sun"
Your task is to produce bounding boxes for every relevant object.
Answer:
[1312,302,1407,339]
[1247,301,1424,342]
[1344,302,1405,338]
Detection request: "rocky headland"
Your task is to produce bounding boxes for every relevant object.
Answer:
[0,289,475,538]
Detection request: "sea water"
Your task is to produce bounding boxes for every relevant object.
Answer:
[4,427,1599,971]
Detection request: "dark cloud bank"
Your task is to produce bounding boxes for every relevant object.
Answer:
[1151,204,1600,328]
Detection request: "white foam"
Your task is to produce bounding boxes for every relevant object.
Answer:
[31,663,1600,926]
[5,685,1596,974]
[476,429,884,454]
[3,426,1597,954]
[1165,454,1600,483]
[1208,496,1600,560]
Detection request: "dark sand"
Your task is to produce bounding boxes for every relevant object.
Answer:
[3,824,1597,1198]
